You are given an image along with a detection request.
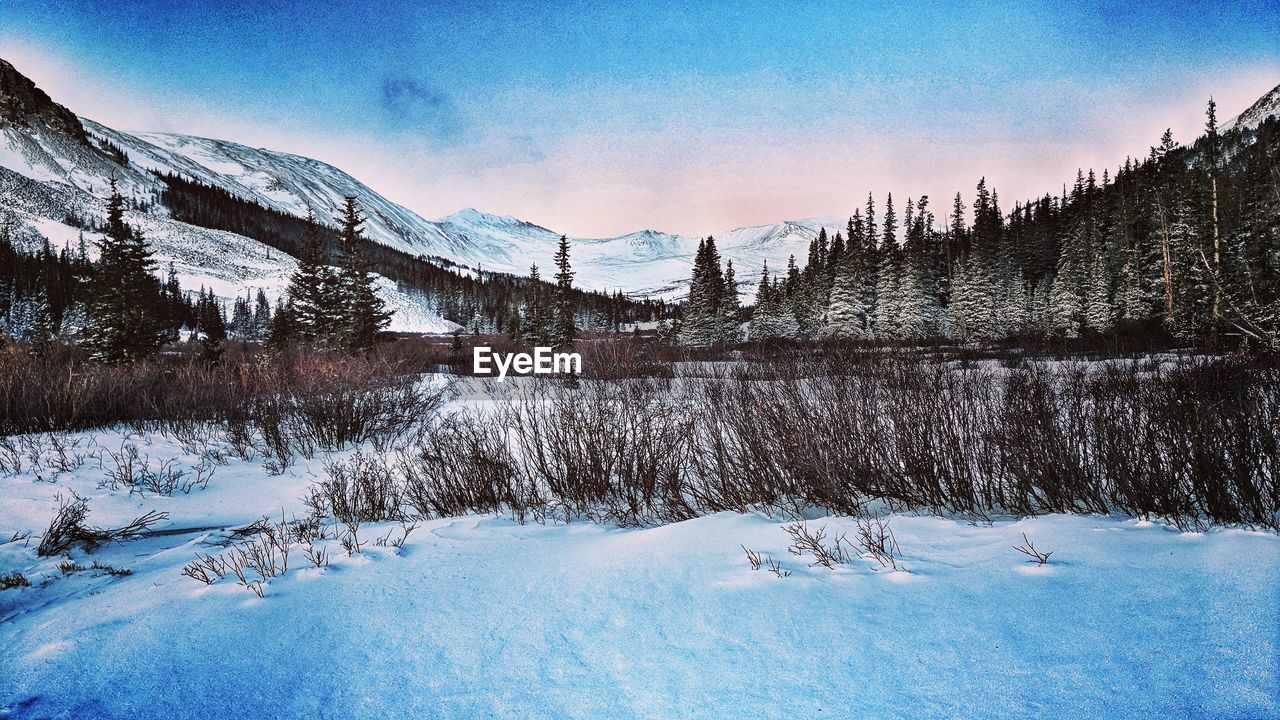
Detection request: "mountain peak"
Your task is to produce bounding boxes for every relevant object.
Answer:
[1224,82,1280,132]
[440,207,551,232]
[445,207,503,222]
[0,58,88,144]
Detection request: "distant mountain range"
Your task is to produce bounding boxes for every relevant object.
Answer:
[1,57,1276,329]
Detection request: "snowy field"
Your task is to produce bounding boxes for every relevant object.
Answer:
[0,401,1277,718]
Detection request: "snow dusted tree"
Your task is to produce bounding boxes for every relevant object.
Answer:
[749,263,800,341]
[1113,255,1144,324]
[896,196,944,338]
[824,250,872,340]
[1048,224,1088,338]
[993,263,1031,339]
[871,194,901,338]
[948,257,987,340]
[1084,252,1115,334]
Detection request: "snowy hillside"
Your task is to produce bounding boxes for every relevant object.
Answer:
[0,59,456,332]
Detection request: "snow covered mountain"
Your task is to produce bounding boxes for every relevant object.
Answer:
[6,55,1276,316]
[428,208,846,301]
[0,55,852,311]
[0,59,460,332]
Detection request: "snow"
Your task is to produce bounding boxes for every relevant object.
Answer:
[0,411,1276,719]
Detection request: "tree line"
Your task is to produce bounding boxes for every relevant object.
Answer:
[682,100,1279,348]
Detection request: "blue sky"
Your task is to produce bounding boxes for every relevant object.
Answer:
[3,0,1278,235]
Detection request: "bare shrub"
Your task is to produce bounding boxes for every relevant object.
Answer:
[307,451,403,525]
[303,542,329,568]
[219,549,265,598]
[503,378,695,525]
[37,492,168,556]
[742,545,763,571]
[100,442,145,492]
[853,516,903,571]
[685,352,1279,531]
[255,355,447,454]
[45,432,87,473]
[0,345,449,477]
[339,523,364,556]
[0,437,20,475]
[400,415,531,521]
[782,521,854,568]
[182,552,227,585]
[100,442,201,495]
[1012,533,1054,565]
[89,561,132,576]
[36,492,89,556]
[0,572,30,589]
[188,518,293,597]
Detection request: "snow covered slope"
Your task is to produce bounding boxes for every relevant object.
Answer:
[1223,82,1280,132]
[0,59,458,332]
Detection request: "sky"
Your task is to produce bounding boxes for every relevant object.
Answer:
[2,0,1277,237]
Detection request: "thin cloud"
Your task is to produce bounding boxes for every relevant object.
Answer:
[379,76,468,142]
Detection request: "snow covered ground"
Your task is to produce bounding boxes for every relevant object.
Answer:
[0,396,1277,719]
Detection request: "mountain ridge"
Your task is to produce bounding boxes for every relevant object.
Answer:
[2,57,1277,312]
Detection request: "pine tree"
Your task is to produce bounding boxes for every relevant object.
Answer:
[683,237,725,345]
[162,263,183,341]
[1084,252,1115,334]
[748,262,800,340]
[285,210,337,343]
[82,180,166,364]
[1204,97,1222,329]
[1113,254,1144,324]
[520,263,551,344]
[824,252,871,339]
[551,235,576,348]
[196,289,227,365]
[718,259,740,342]
[229,294,252,340]
[872,193,901,338]
[334,197,391,351]
[266,298,300,348]
[252,289,272,341]
[1048,224,1089,338]
[27,288,56,356]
